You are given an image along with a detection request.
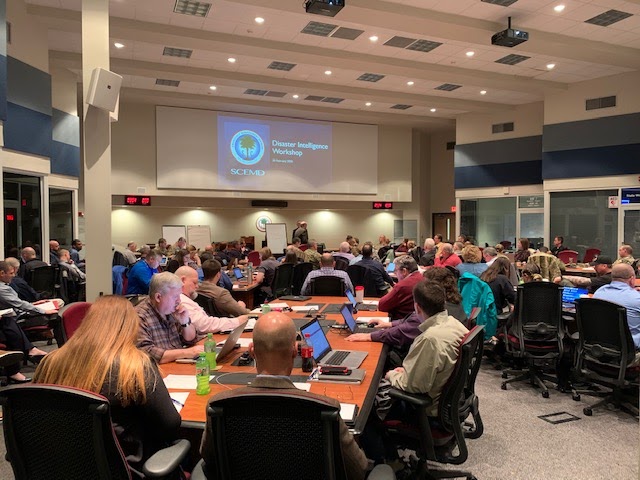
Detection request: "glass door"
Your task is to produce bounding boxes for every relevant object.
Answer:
[622,209,640,255]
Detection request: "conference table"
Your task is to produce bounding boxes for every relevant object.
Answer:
[229,281,259,309]
[162,296,389,436]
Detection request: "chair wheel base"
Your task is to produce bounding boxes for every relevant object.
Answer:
[501,372,508,379]
[542,390,550,398]
[584,407,592,416]
[572,394,581,401]
[501,383,507,390]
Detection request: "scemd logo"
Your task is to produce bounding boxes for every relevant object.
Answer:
[230,130,265,165]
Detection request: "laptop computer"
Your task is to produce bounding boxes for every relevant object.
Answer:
[345,288,377,312]
[233,267,245,280]
[215,320,249,362]
[300,319,368,368]
[159,257,168,267]
[341,304,376,334]
[386,262,396,273]
[562,287,589,312]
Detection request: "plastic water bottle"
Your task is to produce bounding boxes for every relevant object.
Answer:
[247,263,253,284]
[301,333,314,373]
[204,333,217,371]
[195,353,211,395]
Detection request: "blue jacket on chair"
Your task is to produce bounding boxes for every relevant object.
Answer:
[458,272,497,338]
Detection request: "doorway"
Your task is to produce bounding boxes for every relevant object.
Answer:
[432,213,455,242]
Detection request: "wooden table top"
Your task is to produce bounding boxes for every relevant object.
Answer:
[162,296,389,434]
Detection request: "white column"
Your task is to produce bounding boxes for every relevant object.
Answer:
[82,0,112,300]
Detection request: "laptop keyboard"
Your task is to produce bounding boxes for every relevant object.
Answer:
[323,350,349,365]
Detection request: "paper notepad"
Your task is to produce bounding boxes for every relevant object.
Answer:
[169,392,190,412]
[340,403,358,425]
[290,305,321,312]
[362,300,379,306]
[266,302,289,309]
[164,374,214,390]
[35,301,58,312]
[0,308,15,316]
[293,382,311,392]
[356,316,389,324]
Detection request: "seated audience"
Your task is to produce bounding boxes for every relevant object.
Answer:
[200,312,368,480]
[175,267,244,334]
[433,233,443,246]
[69,239,84,267]
[280,249,300,265]
[166,249,190,273]
[138,245,151,260]
[424,267,468,324]
[254,247,280,304]
[456,245,488,278]
[303,240,322,269]
[126,249,161,295]
[550,235,569,256]
[527,246,566,281]
[214,242,232,266]
[554,255,613,293]
[186,245,202,268]
[593,263,640,355]
[34,296,181,477]
[514,238,532,263]
[482,247,498,267]
[4,257,43,302]
[156,237,169,256]
[226,240,246,266]
[377,235,392,261]
[378,256,423,320]
[288,237,305,262]
[419,238,437,267]
[614,244,635,267]
[353,244,393,296]
[197,260,251,317]
[300,253,354,296]
[17,246,47,280]
[494,243,505,255]
[122,241,138,266]
[333,242,355,262]
[49,240,61,265]
[58,248,86,283]
[135,271,203,364]
[434,243,462,268]
[173,236,187,253]
[521,263,543,283]
[452,241,464,259]
[480,257,515,313]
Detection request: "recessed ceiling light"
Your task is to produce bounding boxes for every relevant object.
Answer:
[114,42,125,49]
[228,57,237,63]
[546,63,556,70]
[292,94,299,99]
[255,17,265,24]
[430,108,437,112]
[466,51,475,57]
[209,85,217,91]
[324,70,332,75]
[554,4,565,12]
[407,81,414,86]
[369,35,379,42]
[365,102,372,106]
[480,90,487,95]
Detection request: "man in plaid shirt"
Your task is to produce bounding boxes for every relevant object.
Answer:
[300,253,354,296]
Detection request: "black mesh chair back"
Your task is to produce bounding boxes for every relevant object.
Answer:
[292,262,314,296]
[28,265,59,298]
[514,282,563,348]
[203,393,346,480]
[345,264,379,297]
[195,294,224,317]
[112,250,129,267]
[310,276,345,296]
[271,263,294,298]
[0,384,131,480]
[333,257,350,271]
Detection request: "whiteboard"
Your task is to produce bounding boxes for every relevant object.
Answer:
[161,225,186,246]
[187,225,211,250]
[265,223,288,255]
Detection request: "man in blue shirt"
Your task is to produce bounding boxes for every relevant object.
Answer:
[126,250,161,295]
[593,263,640,349]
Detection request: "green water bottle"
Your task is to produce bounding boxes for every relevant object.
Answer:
[204,333,217,371]
[195,353,211,395]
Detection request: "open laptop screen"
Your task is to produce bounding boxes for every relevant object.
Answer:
[386,262,396,273]
[300,320,331,362]
[340,304,357,333]
[233,267,244,279]
[562,287,589,304]
[345,288,357,307]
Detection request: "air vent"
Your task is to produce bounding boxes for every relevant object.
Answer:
[268,61,296,71]
[357,73,385,82]
[585,95,616,110]
[155,79,180,87]
[384,36,417,48]
[331,27,364,40]
[435,83,462,91]
[391,104,412,110]
[585,10,632,27]
[264,91,287,98]
[492,122,514,134]
[251,200,288,208]
[481,0,519,6]
[163,47,193,58]
[301,21,337,37]
[244,89,269,96]
[406,39,442,52]
[173,0,211,17]
[305,95,325,102]
[446,142,456,151]
[321,97,344,104]
[495,54,530,65]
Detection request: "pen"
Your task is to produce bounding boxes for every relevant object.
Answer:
[171,398,184,408]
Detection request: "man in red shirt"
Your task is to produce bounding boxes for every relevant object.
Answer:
[434,243,462,268]
[378,256,423,320]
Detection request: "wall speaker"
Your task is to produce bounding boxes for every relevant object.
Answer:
[251,200,288,208]
[86,68,122,112]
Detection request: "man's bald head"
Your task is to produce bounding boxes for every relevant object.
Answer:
[611,263,636,287]
[251,312,297,375]
[339,242,351,253]
[21,247,36,261]
[320,253,335,267]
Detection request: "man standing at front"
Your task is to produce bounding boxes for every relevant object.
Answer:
[199,312,368,480]
[136,271,203,364]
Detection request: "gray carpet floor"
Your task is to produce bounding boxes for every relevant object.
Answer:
[0,345,638,480]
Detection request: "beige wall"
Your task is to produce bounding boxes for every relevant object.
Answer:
[6,0,49,72]
[456,102,544,145]
[429,132,456,216]
[51,66,78,115]
[544,71,640,125]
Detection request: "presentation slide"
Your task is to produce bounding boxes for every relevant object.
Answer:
[156,107,378,194]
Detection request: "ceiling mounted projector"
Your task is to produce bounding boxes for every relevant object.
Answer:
[491,17,529,47]
[304,0,345,17]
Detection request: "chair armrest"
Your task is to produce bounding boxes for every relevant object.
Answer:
[368,463,396,480]
[388,388,433,408]
[190,459,207,480]
[142,439,191,478]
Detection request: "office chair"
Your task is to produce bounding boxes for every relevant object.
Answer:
[291,262,313,296]
[271,263,294,298]
[333,257,350,271]
[346,264,379,297]
[28,265,60,299]
[0,384,191,480]
[572,298,639,417]
[582,248,601,264]
[112,250,129,267]
[557,250,580,265]
[310,276,346,296]
[191,392,394,480]
[59,301,92,342]
[384,326,484,480]
[246,251,261,267]
[500,283,565,398]
[195,294,224,317]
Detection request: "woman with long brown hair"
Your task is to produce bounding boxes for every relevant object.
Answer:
[514,238,531,263]
[480,256,515,312]
[423,267,468,324]
[34,296,181,478]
